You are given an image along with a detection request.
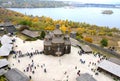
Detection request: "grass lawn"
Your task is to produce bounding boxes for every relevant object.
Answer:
[16,32,30,40]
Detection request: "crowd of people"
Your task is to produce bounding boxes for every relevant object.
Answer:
[9,36,113,81]
[13,50,43,58]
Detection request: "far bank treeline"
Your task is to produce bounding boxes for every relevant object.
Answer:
[0,8,120,46]
[0,0,69,8]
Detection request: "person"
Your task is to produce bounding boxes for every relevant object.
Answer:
[29,76,31,79]
[44,69,47,73]
[64,71,67,75]
[32,71,35,74]
[18,60,20,63]
[77,70,80,76]
[75,66,77,69]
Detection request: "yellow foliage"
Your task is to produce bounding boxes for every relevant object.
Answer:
[45,26,55,31]
[88,30,96,35]
[45,17,52,22]
[12,21,17,25]
[32,17,39,22]
[98,31,106,36]
[84,37,93,43]
[60,25,67,33]
[68,27,71,33]
[23,16,31,21]
[77,28,86,34]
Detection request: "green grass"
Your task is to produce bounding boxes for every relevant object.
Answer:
[16,32,39,41]
[16,32,30,40]
[92,47,118,59]
[0,76,7,81]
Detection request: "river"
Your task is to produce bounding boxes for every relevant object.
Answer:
[8,7,120,28]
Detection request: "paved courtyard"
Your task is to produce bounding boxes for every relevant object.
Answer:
[8,37,114,81]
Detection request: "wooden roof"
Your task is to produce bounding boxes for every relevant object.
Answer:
[108,57,120,65]
[21,29,39,38]
[0,59,9,68]
[5,26,16,33]
[76,73,96,81]
[81,45,92,52]
[0,35,13,56]
[4,68,30,81]
[52,38,64,44]
[53,29,63,35]
[0,69,6,76]
[98,60,120,78]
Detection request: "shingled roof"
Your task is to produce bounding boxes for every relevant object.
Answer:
[53,29,63,35]
[4,68,30,81]
[0,35,13,56]
[52,38,64,44]
[21,29,39,38]
[0,69,6,76]
[0,59,9,69]
[108,57,120,65]
[5,26,16,34]
[98,60,120,78]
[76,73,96,81]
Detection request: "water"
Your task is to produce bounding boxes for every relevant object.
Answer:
[8,7,120,28]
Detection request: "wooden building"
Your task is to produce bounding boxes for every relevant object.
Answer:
[44,24,71,56]
[4,68,30,81]
[76,73,97,81]
[21,29,39,38]
[98,60,120,79]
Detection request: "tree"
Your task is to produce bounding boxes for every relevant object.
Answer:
[19,25,29,31]
[60,25,67,33]
[100,38,108,47]
[32,17,39,22]
[84,37,93,43]
[19,20,32,26]
[77,28,86,35]
[0,42,2,47]
[40,31,46,39]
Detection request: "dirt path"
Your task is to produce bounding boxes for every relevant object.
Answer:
[118,41,120,47]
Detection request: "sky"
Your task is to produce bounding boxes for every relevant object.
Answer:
[55,0,120,4]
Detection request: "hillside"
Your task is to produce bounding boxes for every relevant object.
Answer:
[0,7,24,22]
[0,8,120,54]
[0,0,69,8]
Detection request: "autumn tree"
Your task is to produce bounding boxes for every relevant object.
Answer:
[32,17,39,22]
[84,37,93,43]
[60,25,67,33]
[77,27,86,35]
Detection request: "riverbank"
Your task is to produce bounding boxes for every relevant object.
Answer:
[8,7,120,28]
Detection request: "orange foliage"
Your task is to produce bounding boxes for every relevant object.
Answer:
[84,37,93,43]
[32,17,39,22]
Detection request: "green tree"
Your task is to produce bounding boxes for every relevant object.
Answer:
[40,31,46,39]
[100,38,108,47]
[19,20,32,27]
